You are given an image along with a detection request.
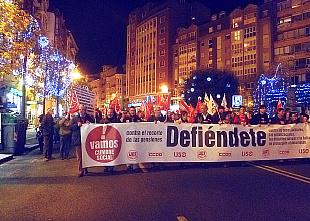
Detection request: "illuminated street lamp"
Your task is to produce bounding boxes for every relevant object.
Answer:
[160,84,169,94]
[70,68,83,80]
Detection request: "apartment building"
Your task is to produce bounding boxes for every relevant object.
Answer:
[126,0,210,103]
[172,5,274,104]
[274,0,310,84]
[97,65,126,108]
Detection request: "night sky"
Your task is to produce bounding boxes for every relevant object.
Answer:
[49,0,262,76]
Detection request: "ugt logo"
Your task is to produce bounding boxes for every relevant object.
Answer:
[127,150,138,161]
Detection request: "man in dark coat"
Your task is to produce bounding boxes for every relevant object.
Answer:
[197,104,212,124]
[71,105,94,177]
[127,107,141,172]
[41,108,55,161]
[252,105,269,125]
[271,108,286,125]
[148,107,165,122]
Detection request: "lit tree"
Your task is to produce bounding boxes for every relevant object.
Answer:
[0,0,40,75]
[184,69,238,107]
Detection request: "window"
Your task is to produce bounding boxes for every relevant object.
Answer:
[232,17,242,28]
[159,16,166,24]
[217,24,222,31]
[292,0,302,8]
[159,61,165,67]
[234,31,241,41]
[277,1,291,11]
[292,13,302,22]
[159,72,164,79]
[225,34,231,40]
[209,27,213,33]
[159,50,165,56]
[159,38,166,45]
[244,26,256,38]
[208,39,213,48]
[278,16,292,25]
[303,10,310,20]
[160,27,165,34]
[262,10,268,17]
[188,32,197,40]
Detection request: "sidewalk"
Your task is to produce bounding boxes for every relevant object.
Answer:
[0,128,39,165]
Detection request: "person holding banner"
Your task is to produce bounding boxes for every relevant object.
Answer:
[128,107,142,122]
[198,104,212,124]
[100,108,120,174]
[180,111,189,123]
[289,112,300,124]
[252,105,269,125]
[271,108,286,125]
[71,105,94,177]
[300,113,309,123]
[212,106,226,124]
[233,106,248,126]
[148,107,165,123]
[119,110,129,123]
[127,107,142,172]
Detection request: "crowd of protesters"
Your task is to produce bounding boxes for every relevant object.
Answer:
[36,103,309,177]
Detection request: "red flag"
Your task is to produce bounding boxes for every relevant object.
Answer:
[110,96,121,113]
[67,90,79,114]
[162,95,171,111]
[145,101,154,120]
[277,99,283,109]
[139,102,146,112]
[188,104,196,123]
[196,97,203,113]
[179,99,190,113]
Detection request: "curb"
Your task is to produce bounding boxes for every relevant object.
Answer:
[25,144,39,152]
[0,154,14,165]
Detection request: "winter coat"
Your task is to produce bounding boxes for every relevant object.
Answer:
[41,114,54,137]
[58,117,72,136]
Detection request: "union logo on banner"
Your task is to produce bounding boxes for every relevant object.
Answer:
[68,90,80,114]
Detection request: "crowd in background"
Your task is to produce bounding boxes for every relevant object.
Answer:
[36,104,310,177]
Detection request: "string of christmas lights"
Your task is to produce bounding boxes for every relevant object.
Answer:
[254,64,288,115]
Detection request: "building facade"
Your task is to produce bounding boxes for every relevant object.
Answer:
[91,65,126,108]
[126,0,210,103]
[273,0,310,84]
[88,79,103,108]
[172,4,274,106]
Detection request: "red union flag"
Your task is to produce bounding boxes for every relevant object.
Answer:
[68,90,80,114]
[179,99,190,113]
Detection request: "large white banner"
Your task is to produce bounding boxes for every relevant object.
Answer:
[81,123,310,168]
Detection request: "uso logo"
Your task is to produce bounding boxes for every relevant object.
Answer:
[85,125,122,163]
[197,149,207,160]
[127,150,138,161]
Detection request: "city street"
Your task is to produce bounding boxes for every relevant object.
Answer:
[0,149,309,221]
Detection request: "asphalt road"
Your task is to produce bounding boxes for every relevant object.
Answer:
[0,149,309,221]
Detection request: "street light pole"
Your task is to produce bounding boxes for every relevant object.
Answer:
[21,56,27,119]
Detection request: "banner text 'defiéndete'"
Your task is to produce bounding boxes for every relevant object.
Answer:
[81,123,310,168]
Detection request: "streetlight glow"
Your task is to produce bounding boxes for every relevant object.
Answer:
[70,68,83,80]
[160,84,169,93]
